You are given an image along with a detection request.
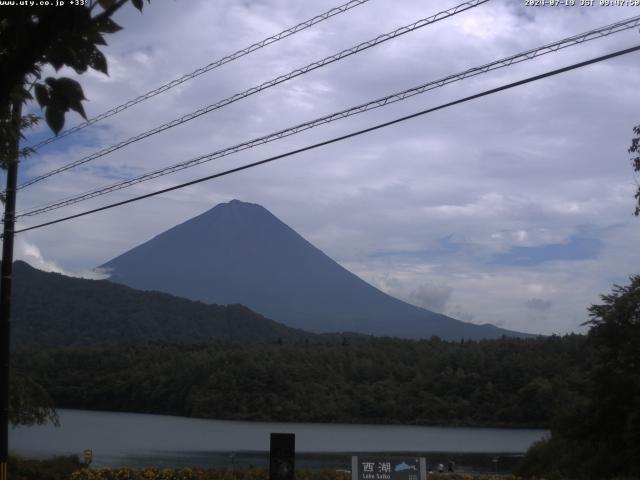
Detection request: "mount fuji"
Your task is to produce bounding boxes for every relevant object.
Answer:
[101,200,529,340]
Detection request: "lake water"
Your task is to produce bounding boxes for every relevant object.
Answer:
[10,409,547,472]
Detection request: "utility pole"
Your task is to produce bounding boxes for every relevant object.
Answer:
[0,99,22,480]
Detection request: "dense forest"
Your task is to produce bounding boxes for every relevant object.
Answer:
[17,335,588,428]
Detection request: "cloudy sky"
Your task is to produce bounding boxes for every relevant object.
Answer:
[7,0,640,335]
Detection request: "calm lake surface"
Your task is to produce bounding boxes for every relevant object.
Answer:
[10,409,547,471]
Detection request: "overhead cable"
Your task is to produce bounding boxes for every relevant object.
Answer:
[13,44,640,235]
[15,0,489,191]
[16,14,640,219]
[25,0,374,151]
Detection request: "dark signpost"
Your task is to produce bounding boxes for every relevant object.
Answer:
[269,433,295,480]
[351,457,426,480]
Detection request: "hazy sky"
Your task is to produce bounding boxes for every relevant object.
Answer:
[8,0,640,335]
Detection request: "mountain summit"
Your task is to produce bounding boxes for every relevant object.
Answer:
[101,200,528,340]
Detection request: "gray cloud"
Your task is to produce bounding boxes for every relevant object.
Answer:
[408,282,454,313]
[448,304,476,324]
[526,298,553,312]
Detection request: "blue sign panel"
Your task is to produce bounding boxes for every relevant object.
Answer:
[351,457,426,480]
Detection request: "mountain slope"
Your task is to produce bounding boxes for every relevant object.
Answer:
[101,200,529,340]
[10,261,350,350]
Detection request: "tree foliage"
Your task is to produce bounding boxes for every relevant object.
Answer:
[517,276,640,479]
[9,454,82,480]
[8,369,58,427]
[628,126,640,215]
[0,0,150,167]
[0,0,151,426]
[16,335,588,428]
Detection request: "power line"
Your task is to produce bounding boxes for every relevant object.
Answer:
[16,14,640,219]
[14,44,640,235]
[25,0,374,152]
[15,0,489,191]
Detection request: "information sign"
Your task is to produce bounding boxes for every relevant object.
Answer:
[351,456,426,480]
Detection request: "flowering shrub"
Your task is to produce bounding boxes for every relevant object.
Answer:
[8,454,82,480]
[70,467,527,480]
[71,468,352,480]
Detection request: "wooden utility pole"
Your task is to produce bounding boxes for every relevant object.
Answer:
[0,99,22,480]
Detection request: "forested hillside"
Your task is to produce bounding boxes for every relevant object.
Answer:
[17,335,588,428]
[10,261,360,350]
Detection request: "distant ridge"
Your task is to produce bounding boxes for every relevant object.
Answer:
[102,200,532,340]
[10,261,359,350]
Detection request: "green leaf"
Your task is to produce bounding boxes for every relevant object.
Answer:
[34,84,49,107]
[20,114,40,130]
[131,0,144,11]
[95,17,122,34]
[68,98,87,120]
[88,49,108,75]
[46,48,65,71]
[52,77,87,102]
[66,54,89,75]
[86,29,107,46]
[43,77,88,124]
[56,41,95,75]
[19,146,36,159]
[45,107,65,135]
